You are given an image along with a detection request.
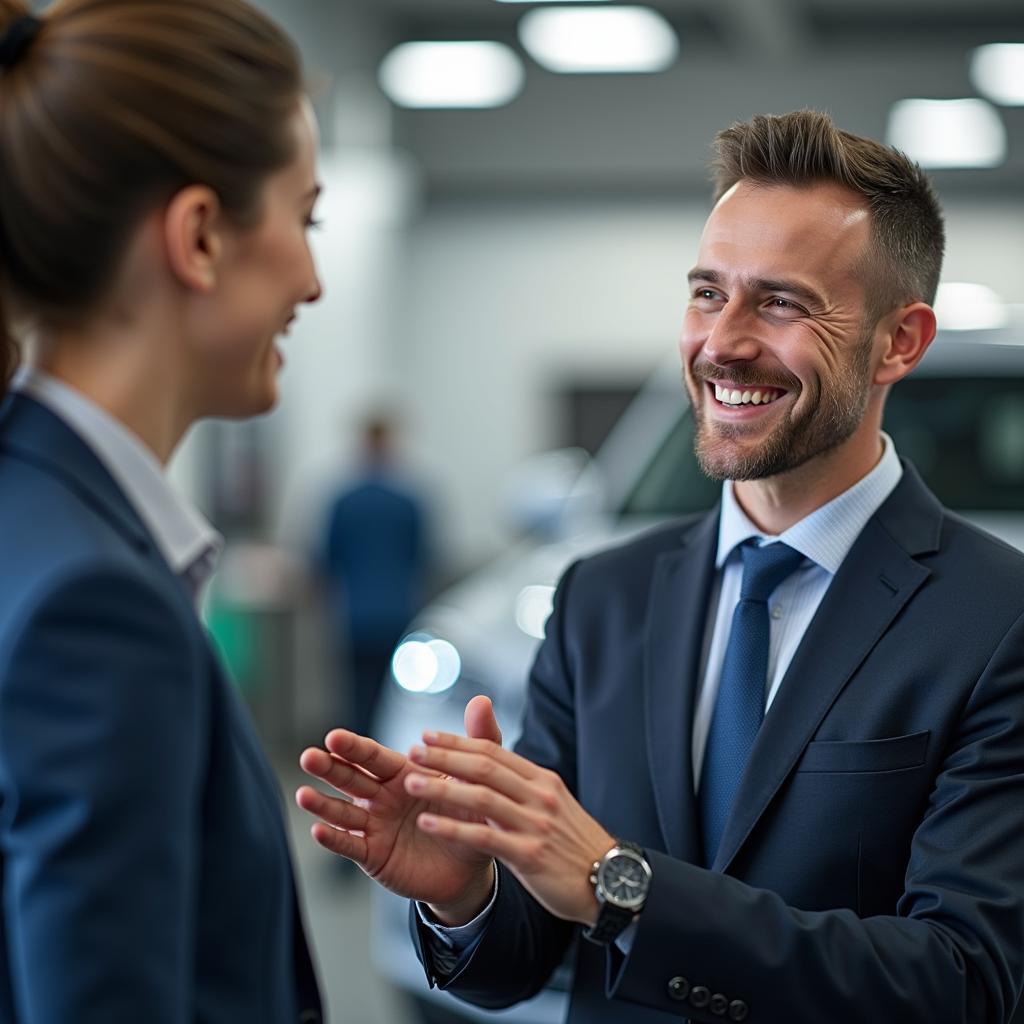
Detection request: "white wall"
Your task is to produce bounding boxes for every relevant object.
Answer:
[270,145,420,539]
[395,200,705,567]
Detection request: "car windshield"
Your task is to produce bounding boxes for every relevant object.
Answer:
[620,376,1024,517]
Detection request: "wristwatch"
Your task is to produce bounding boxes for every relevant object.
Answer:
[583,839,652,945]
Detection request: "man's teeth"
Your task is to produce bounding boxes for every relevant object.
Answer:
[713,384,780,406]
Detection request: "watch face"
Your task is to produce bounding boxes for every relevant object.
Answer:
[598,852,650,910]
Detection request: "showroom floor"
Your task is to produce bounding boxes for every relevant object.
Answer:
[278,759,418,1024]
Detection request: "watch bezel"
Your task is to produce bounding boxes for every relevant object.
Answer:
[594,846,652,912]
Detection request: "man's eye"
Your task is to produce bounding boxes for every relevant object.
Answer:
[768,297,802,312]
[695,288,719,300]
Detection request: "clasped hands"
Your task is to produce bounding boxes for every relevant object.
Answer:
[295,695,613,927]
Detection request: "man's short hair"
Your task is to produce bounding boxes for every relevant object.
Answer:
[711,110,945,319]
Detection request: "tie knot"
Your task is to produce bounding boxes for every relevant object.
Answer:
[738,541,804,603]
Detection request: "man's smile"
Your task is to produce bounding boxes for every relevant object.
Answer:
[711,383,785,406]
[702,379,793,419]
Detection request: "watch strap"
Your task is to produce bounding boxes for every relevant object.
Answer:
[583,901,635,945]
[615,839,644,858]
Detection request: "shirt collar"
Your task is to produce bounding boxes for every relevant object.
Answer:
[716,433,903,574]
[12,368,223,583]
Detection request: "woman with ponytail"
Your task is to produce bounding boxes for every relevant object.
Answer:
[0,2,324,1020]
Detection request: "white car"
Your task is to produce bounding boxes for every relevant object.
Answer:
[373,326,1024,1024]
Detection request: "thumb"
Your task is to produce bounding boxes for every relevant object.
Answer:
[464,695,502,746]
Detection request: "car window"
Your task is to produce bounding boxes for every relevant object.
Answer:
[618,407,720,517]
[618,376,1024,517]
[884,376,1024,512]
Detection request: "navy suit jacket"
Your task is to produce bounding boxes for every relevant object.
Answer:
[414,461,1024,1023]
[0,394,322,1023]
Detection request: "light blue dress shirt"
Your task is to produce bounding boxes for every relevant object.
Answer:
[692,433,903,787]
[420,433,903,965]
[12,367,223,607]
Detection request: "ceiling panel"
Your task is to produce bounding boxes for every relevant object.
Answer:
[261,0,1024,197]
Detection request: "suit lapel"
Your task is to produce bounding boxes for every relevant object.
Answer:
[712,464,942,873]
[0,393,151,553]
[0,393,199,618]
[645,510,719,861]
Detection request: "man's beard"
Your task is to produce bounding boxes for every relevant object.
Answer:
[688,332,874,482]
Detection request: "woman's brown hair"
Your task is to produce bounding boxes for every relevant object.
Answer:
[0,0,304,396]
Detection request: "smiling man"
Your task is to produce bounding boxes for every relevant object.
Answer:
[299,111,1024,1024]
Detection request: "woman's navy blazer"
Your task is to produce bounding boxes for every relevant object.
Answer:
[0,393,323,1023]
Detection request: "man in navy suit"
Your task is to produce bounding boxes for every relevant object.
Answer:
[299,110,1024,1023]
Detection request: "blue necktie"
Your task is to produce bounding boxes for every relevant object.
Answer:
[699,541,804,867]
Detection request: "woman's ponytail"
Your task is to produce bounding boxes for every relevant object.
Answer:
[0,291,18,399]
[0,0,35,400]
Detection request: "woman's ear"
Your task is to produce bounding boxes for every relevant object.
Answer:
[873,303,938,386]
[163,185,224,294]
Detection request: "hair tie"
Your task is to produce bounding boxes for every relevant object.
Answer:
[0,14,42,70]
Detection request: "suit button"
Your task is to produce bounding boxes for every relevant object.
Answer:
[667,976,691,1001]
[729,999,749,1021]
[710,992,729,1015]
[690,986,711,1009]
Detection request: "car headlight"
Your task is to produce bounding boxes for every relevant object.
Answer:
[391,632,462,695]
[515,584,555,640]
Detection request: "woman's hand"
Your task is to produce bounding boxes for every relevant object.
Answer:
[296,695,501,924]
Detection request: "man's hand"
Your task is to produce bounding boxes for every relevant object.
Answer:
[404,731,614,926]
[295,696,501,925]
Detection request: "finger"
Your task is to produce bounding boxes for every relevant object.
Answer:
[421,731,541,780]
[324,729,406,782]
[310,821,369,864]
[408,746,535,805]
[416,812,529,865]
[295,785,370,832]
[405,772,538,832]
[299,747,380,800]
[465,695,502,746]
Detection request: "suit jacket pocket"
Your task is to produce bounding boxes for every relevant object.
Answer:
[796,730,930,773]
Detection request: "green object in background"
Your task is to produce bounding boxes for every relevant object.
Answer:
[205,600,260,693]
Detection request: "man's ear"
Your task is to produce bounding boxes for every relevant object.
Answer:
[873,302,937,386]
[163,185,224,294]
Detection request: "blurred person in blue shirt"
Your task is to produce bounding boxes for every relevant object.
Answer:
[319,414,429,739]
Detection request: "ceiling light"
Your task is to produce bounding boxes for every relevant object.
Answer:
[519,6,678,74]
[886,98,1007,168]
[934,283,1009,331]
[379,41,524,109]
[970,44,1024,106]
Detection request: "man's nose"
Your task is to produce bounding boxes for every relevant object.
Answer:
[702,301,762,365]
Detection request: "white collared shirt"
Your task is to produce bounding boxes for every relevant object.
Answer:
[12,367,223,609]
[691,433,903,788]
